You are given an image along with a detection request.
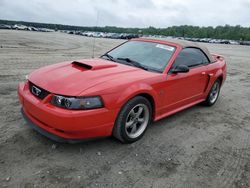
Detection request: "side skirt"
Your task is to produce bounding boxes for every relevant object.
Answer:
[154,99,205,121]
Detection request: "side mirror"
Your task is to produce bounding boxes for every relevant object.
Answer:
[171,64,189,74]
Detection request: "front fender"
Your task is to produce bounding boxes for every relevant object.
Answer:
[115,82,158,111]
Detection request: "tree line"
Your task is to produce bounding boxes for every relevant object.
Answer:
[1,19,250,41]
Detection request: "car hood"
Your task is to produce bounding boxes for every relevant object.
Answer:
[28,58,144,96]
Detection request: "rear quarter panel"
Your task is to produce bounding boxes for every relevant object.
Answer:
[205,54,227,95]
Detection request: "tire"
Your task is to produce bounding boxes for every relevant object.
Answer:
[203,79,221,106]
[113,96,152,143]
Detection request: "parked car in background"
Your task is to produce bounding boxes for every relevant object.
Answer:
[13,24,28,30]
[0,24,12,29]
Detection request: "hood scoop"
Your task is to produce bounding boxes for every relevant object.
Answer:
[71,60,117,70]
[72,61,92,69]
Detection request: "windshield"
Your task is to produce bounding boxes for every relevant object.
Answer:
[104,41,176,72]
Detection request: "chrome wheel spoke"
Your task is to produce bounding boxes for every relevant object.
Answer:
[130,109,136,118]
[126,120,134,128]
[138,118,144,123]
[131,124,137,134]
[135,107,143,118]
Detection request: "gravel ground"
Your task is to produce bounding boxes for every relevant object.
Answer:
[0,30,249,188]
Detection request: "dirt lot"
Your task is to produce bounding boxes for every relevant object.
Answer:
[0,30,249,188]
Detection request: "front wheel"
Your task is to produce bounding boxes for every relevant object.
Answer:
[203,79,221,106]
[113,96,152,143]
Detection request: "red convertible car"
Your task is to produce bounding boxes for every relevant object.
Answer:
[18,38,226,143]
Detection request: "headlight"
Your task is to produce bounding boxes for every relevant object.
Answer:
[51,95,103,110]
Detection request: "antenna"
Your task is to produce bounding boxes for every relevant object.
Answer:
[92,11,100,58]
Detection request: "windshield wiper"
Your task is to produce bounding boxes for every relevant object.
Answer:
[101,53,116,62]
[117,57,148,71]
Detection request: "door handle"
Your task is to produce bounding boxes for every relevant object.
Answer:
[201,72,206,75]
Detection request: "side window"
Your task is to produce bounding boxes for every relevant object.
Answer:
[172,48,209,69]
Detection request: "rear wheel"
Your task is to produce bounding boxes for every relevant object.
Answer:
[204,79,221,106]
[113,96,152,143]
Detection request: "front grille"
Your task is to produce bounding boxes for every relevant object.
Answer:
[29,82,50,100]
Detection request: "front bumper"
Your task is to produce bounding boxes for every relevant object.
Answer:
[21,108,88,143]
[18,82,117,142]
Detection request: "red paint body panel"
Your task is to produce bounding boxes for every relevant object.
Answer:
[18,39,227,141]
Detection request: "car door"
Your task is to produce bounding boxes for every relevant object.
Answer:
[163,47,210,111]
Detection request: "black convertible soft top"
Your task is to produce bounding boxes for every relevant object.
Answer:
[145,37,213,63]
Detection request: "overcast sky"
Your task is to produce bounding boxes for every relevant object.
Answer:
[0,0,249,28]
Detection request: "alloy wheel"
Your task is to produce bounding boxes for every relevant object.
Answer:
[125,104,150,139]
[209,81,220,104]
